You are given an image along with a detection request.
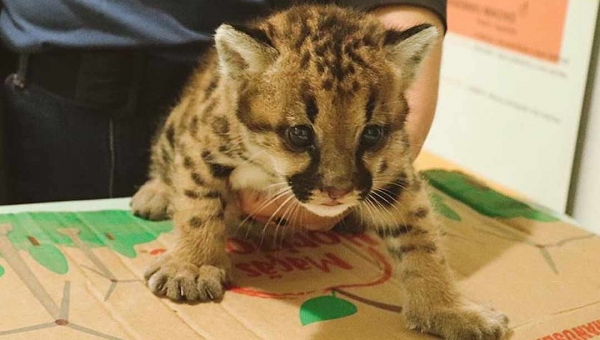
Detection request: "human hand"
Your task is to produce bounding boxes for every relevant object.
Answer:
[237,190,344,231]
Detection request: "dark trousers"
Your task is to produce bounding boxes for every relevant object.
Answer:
[0,45,17,204]
[2,48,202,204]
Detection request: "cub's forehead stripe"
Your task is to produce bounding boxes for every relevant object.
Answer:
[304,94,319,123]
[366,90,376,123]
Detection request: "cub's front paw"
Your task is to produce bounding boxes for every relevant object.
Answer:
[131,179,171,221]
[144,256,228,302]
[406,303,510,340]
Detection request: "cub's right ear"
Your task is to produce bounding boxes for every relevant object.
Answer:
[214,24,278,80]
[384,24,439,85]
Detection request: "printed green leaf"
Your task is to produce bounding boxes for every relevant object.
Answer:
[430,193,461,221]
[29,244,69,275]
[0,264,4,277]
[422,170,557,222]
[300,293,358,326]
[0,210,173,275]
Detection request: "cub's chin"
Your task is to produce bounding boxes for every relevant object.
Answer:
[302,202,353,217]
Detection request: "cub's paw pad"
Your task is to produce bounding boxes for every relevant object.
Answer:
[407,304,510,340]
[144,260,227,302]
[131,180,170,221]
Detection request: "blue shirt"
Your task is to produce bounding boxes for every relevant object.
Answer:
[0,0,446,52]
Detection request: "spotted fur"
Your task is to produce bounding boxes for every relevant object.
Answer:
[131,5,509,340]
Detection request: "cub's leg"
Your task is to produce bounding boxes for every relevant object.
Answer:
[131,121,176,221]
[144,155,231,302]
[364,172,510,340]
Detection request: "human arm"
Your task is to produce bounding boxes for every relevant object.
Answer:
[373,4,444,160]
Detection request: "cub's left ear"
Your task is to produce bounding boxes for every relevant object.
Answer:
[384,24,439,83]
[215,24,279,81]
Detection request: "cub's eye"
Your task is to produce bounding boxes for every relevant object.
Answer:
[286,125,314,151]
[361,125,385,148]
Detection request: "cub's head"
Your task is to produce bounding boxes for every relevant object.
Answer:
[215,5,438,217]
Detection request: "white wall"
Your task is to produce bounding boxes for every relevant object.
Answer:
[572,115,600,234]
[571,22,600,234]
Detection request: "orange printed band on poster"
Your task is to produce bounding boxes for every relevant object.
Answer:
[447,0,569,62]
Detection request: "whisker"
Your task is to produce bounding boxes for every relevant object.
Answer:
[236,187,292,235]
[282,202,303,248]
[366,195,401,229]
[371,179,415,196]
[367,188,408,221]
[272,196,297,248]
[263,182,289,194]
[371,187,402,205]
[259,194,296,246]
[360,199,378,228]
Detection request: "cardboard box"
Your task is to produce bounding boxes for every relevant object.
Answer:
[0,154,598,340]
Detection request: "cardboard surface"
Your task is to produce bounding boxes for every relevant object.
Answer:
[0,166,598,339]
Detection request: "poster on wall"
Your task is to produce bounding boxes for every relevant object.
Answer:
[425,0,599,212]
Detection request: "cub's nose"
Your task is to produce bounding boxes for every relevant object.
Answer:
[322,186,353,200]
